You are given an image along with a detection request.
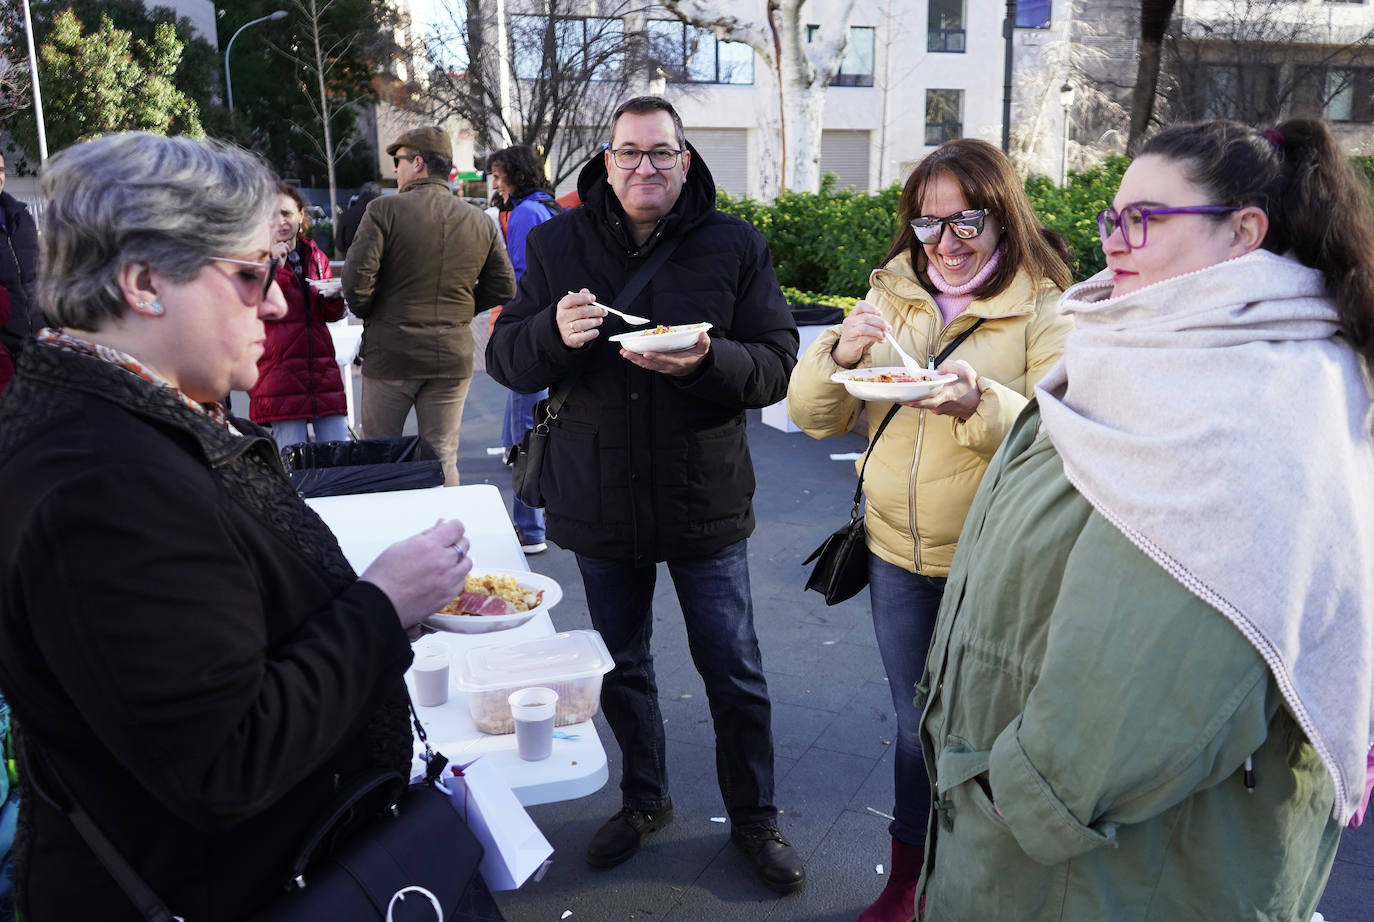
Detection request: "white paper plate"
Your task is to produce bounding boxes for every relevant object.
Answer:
[610,322,712,353]
[424,568,562,635]
[830,366,958,402]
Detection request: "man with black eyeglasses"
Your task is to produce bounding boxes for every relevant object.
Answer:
[487,96,804,896]
[343,126,514,485]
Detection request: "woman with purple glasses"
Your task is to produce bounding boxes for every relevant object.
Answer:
[787,138,1073,922]
[917,117,1374,920]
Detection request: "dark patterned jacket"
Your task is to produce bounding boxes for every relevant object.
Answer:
[0,192,37,361]
[0,341,413,920]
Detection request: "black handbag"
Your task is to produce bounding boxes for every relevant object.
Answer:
[28,699,504,922]
[507,235,682,509]
[802,403,901,604]
[802,318,986,605]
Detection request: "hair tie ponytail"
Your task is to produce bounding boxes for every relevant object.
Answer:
[1260,128,1285,151]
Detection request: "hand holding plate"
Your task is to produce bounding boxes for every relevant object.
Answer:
[620,331,710,376]
[903,359,981,418]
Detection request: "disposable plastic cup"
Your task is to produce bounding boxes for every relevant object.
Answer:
[508,686,559,761]
[411,642,451,707]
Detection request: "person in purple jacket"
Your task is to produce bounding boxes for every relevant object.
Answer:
[490,144,562,554]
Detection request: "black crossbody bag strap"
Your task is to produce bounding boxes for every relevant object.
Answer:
[545,233,683,418]
[849,316,986,509]
[20,741,183,922]
[21,690,445,922]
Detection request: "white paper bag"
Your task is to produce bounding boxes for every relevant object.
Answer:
[444,756,553,891]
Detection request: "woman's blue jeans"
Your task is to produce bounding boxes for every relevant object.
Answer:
[502,388,546,540]
[575,539,778,828]
[868,554,946,846]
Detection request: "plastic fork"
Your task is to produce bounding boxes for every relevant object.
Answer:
[884,332,929,376]
[567,291,650,326]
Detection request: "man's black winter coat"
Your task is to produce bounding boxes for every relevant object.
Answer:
[486,147,798,565]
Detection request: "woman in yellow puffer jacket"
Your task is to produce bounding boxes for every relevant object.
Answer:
[786,138,1073,922]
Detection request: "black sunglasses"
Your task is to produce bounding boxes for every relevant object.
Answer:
[393,152,418,169]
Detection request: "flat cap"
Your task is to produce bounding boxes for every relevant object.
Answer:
[385,126,452,161]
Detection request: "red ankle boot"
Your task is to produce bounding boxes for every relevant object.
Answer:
[856,837,924,922]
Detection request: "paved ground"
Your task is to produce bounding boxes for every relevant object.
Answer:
[329,366,1372,922]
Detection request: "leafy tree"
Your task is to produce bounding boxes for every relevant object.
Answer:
[29,0,222,130]
[10,9,201,158]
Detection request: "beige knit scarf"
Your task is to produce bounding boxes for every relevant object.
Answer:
[1036,249,1374,823]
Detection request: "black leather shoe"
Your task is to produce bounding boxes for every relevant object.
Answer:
[732,825,806,894]
[586,803,675,868]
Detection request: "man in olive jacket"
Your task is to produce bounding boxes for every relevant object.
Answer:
[486,97,804,895]
[343,127,514,485]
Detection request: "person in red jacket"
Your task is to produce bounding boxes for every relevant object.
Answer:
[249,183,350,448]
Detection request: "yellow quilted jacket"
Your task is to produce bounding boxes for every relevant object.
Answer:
[786,253,1071,576]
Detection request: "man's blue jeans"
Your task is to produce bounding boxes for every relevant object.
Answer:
[868,554,946,846]
[501,388,547,540]
[576,539,778,828]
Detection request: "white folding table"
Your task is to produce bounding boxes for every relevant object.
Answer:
[305,484,608,806]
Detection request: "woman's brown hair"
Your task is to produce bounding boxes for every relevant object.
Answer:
[883,138,1073,298]
[1140,117,1374,368]
[276,181,311,240]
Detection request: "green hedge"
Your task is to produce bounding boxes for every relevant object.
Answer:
[1024,154,1130,281]
[719,160,1130,305]
[718,175,900,300]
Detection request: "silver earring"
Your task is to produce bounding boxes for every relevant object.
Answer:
[136,299,164,316]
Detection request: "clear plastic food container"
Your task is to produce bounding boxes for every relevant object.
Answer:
[455,629,614,735]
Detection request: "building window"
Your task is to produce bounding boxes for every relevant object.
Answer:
[1197,63,1277,122]
[834,26,875,86]
[805,24,876,86]
[928,0,965,52]
[1314,68,1374,121]
[647,20,753,84]
[1016,0,1052,28]
[925,89,963,144]
[510,15,625,81]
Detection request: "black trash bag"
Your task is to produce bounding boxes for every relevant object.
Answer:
[790,303,845,327]
[281,435,444,497]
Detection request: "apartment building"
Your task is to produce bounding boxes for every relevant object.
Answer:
[423,0,1059,197]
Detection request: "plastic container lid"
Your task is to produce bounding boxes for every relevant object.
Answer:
[454,630,614,693]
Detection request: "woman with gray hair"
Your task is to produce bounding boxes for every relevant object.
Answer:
[0,132,474,920]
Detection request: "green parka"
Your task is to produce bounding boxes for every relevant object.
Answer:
[918,401,1341,921]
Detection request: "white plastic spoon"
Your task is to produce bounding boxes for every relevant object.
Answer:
[883,331,928,376]
[567,291,650,326]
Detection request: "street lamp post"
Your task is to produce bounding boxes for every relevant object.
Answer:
[1059,82,1076,186]
[224,10,287,114]
[1060,83,1071,189]
[21,0,47,162]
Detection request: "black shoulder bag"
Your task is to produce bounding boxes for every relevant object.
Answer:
[509,234,682,509]
[24,696,502,922]
[802,318,986,605]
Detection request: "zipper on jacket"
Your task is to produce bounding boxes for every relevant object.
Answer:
[909,408,927,572]
[907,309,978,572]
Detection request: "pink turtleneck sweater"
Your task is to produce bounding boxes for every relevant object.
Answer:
[926,247,1003,325]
